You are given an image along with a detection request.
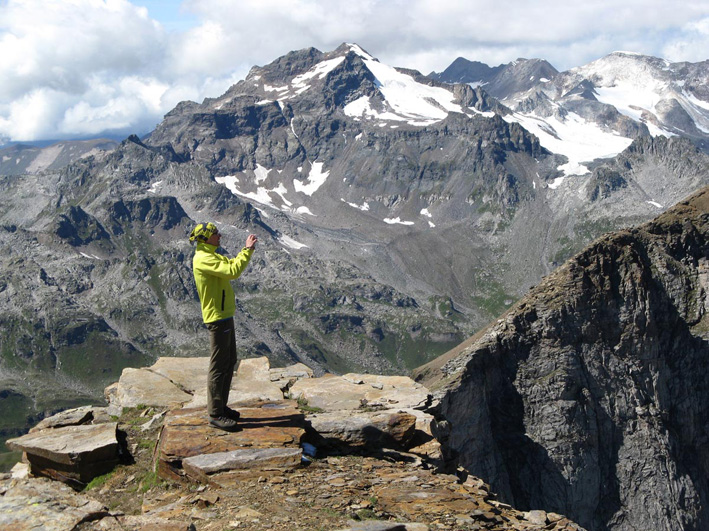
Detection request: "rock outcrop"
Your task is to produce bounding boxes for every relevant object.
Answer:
[416,186,709,531]
[2,355,585,530]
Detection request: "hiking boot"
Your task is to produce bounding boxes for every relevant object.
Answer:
[209,415,240,432]
[224,406,241,421]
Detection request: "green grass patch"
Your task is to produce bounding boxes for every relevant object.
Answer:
[0,451,22,473]
[0,391,34,431]
[355,508,381,520]
[137,438,156,451]
[84,470,116,491]
[472,280,514,319]
[297,396,324,414]
[137,469,163,494]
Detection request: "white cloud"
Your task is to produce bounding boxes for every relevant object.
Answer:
[662,17,709,63]
[0,0,243,141]
[1,0,709,142]
[180,0,709,73]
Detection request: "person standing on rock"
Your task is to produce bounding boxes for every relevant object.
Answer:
[189,222,258,432]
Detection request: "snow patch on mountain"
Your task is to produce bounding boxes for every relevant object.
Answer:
[342,199,370,211]
[505,111,634,176]
[254,164,271,184]
[295,206,315,216]
[384,217,415,226]
[346,43,375,61]
[295,162,330,195]
[278,234,308,249]
[292,57,345,88]
[216,173,320,218]
[216,175,282,209]
[342,51,463,126]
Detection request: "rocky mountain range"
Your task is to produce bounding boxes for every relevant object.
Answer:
[431,52,709,161]
[1,41,709,520]
[0,139,118,176]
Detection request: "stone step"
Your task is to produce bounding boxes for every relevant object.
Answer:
[157,401,305,482]
[182,447,303,487]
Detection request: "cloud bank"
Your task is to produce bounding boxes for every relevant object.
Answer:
[1,0,709,143]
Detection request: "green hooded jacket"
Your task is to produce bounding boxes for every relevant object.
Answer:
[192,242,253,323]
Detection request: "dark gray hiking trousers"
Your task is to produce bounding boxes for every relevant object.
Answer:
[206,317,237,417]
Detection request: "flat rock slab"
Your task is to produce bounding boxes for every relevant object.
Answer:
[183,357,285,408]
[372,481,479,520]
[0,477,108,531]
[157,401,305,482]
[110,367,192,409]
[107,356,296,412]
[30,406,113,433]
[290,373,430,412]
[232,357,286,402]
[149,356,210,393]
[183,447,302,485]
[6,422,119,487]
[270,362,314,386]
[308,410,417,449]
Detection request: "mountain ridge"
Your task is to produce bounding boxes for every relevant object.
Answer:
[415,185,709,531]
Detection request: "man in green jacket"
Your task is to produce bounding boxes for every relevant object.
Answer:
[189,222,257,431]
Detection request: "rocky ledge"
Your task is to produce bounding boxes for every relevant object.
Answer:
[2,356,585,530]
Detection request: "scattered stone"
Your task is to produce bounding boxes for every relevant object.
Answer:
[336,521,430,530]
[6,422,120,488]
[0,477,108,531]
[308,410,417,449]
[141,411,167,432]
[524,509,548,525]
[91,514,196,530]
[11,462,30,479]
[547,512,565,523]
[233,507,264,519]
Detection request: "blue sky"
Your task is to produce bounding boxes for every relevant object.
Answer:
[132,0,196,31]
[2,0,709,143]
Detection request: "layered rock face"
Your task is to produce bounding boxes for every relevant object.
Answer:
[416,187,709,531]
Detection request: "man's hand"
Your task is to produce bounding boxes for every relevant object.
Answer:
[245,234,258,250]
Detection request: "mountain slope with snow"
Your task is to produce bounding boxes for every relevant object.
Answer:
[433,52,709,177]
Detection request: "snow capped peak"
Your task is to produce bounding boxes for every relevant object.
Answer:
[339,46,469,127]
[609,50,644,57]
[344,43,375,61]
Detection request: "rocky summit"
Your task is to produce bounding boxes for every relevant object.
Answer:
[1,355,584,531]
[416,186,709,531]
